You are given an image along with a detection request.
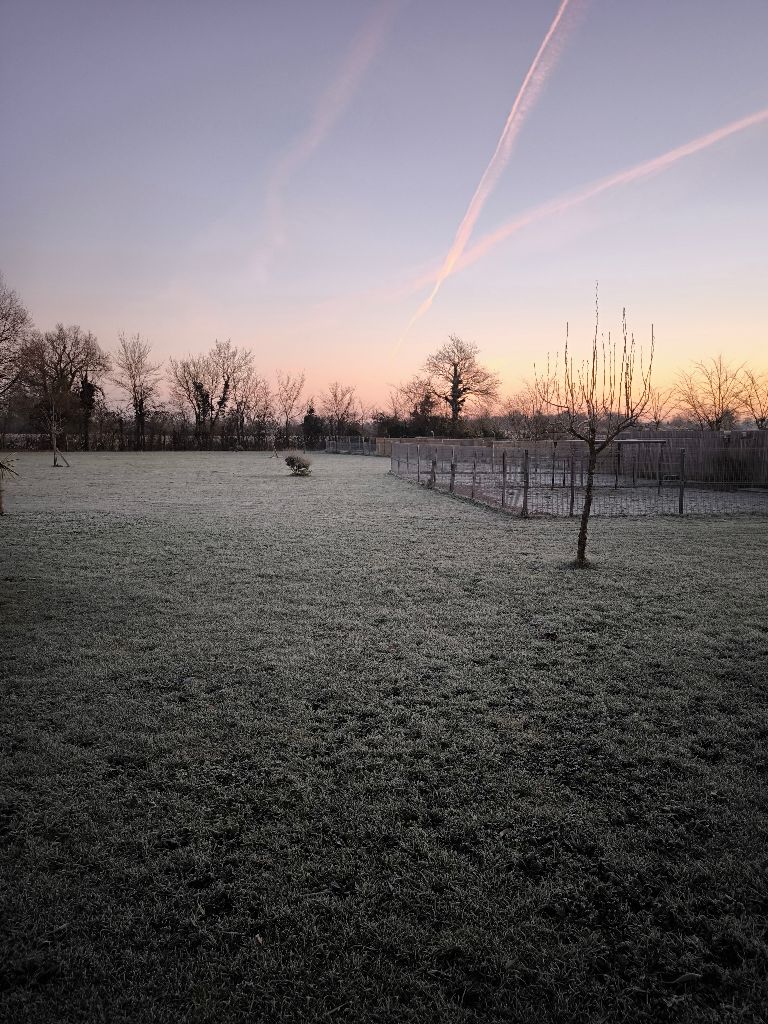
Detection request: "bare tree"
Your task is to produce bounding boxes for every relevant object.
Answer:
[169,340,252,448]
[503,382,564,440]
[275,370,305,447]
[536,304,654,565]
[356,401,374,435]
[0,456,18,515]
[385,385,408,422]
[0,274,33,398]
[645,386,677,429]
[112,333,164,449]
[321,381,358,434]
[393,375,443,434]
[675,355,743,431]
[424,335,500,429]
[229,366,273,447]
[20,324,111,464]
[740,368,768,429]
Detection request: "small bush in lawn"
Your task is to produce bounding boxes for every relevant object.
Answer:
[285,454,312,476]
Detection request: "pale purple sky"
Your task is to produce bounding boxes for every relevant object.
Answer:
[2,0,767,405]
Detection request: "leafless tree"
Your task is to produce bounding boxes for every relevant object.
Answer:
[385,385,408,422]
[275,370,305,447]
[503,382,564,440]
[20,324,111,464]
[112,333,163,449]
[229,366,274,447]
[397,375,434,415]
[0,456,18,515]
[391,374,442,433]
[169,340,252,447]
[424,335,500,428]
[645,387,677,429]
[0,274,33,398]
[321,381,358,434]
[356,401,374,434]
[675,355,743,431]
[740,368,768,429]
[537,304,654,565]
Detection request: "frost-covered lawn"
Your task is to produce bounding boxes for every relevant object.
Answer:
[1,452,767,1024]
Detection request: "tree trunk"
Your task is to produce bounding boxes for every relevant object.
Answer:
[135,400,146,451]
[576,447,598,565]
[50,406,59,467]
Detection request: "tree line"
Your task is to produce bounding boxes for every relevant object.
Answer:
[0,275,372,453]
[1,273,766,455]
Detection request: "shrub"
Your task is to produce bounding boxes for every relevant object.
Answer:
[285,455,312,476]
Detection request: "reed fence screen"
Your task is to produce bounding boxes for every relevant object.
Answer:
[390,435,768,517]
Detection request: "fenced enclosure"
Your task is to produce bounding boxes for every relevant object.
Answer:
[390,434,768,517]
[325,435,377,455]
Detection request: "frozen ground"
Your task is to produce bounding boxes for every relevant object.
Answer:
[1,452,767,1023]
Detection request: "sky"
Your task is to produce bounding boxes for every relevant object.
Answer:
[1,0,767,409]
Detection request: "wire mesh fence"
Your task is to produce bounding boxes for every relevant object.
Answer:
[390,436,768,517]
[325,436,378,455]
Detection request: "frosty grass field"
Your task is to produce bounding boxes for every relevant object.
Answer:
[1,452,767,1024]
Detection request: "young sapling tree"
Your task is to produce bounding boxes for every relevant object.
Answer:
[537,300,654,565]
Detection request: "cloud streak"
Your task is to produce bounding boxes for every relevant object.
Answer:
[404,0,578,332]
[262,1,401,262]
[454,106,768,274]
[387,106,768,309]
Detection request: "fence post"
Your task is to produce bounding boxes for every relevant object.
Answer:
[416,444,421,484]
[449,460,456,492]
[429,456,437,489]
[679,448,686,515]
[551,441,556,490]
[522,449,529,518]
[614,444,620,489]
[569,456,575,517]
[632,450,637,488]
[657,445,663,494]
[501,450,507,508]
[471,458,477,499]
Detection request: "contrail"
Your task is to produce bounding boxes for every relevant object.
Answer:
[456,107,768,272]
[386,107,768,347]
[404,0,578,331]
[262,1,401,258]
